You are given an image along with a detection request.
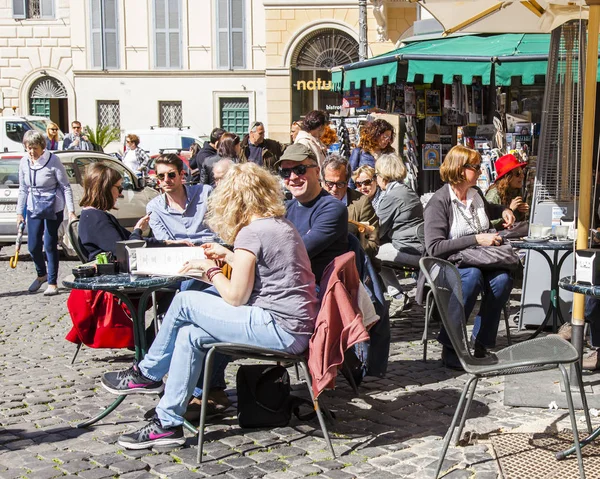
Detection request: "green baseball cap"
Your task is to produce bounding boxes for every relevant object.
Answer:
[276,143,317,165]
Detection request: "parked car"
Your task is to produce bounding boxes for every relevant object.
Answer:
[0,116,65,153]
[123,127,208,156]
[0,151,159,257]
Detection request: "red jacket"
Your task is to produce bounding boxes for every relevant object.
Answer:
[308,252,370,397]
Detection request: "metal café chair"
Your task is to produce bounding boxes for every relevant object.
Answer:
[419,257,591,479]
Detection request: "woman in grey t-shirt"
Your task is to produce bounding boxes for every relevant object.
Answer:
[101,162,319,450]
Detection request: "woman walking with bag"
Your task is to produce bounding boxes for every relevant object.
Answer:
[424,145,515,370]
[16,130,77,295]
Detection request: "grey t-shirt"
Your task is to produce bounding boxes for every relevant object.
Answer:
[234,216,318,335]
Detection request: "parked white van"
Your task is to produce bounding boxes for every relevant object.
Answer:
[0,116,65,152]
[123,127,207,156]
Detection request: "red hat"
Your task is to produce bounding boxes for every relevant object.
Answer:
[494,154,525,181]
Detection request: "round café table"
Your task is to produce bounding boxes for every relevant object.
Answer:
[509,238,574,339]
[63,273,184,429]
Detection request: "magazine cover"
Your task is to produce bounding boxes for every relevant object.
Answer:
[404,85,416,115]
[424,116,441,142]
[422,144,442,170]
[425,89,441,116]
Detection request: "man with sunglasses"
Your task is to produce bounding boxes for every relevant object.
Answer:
[279,143,348,283]
[322,155,379,262]
[239,121,283,173]
[63,121,93,151]
[146,154,213,244]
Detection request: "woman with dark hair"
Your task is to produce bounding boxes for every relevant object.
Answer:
[123,133,151,174]
[78,163,183,262]
[485,154,529,229]
[201,133,240,185]
[349,119,395,172]
[295,110,328,167]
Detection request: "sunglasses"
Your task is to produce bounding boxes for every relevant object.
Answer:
[114,184,124,194]
[464,163,482,171]
[49,128,58,131]
[72,126,81,129]
[355,178,375,188]
[278,164,317,179]
[323,180,347,190]
[157,171,178,181]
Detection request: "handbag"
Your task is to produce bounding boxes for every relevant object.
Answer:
[65,289,135,349]
[236,364,315,428]
[28,157,57,220]
[448,244,520,271]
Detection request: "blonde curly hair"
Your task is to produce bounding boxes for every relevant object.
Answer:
[205,162,286,244]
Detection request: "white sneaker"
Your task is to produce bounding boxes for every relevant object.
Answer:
[28,275,47,293]
[43,285,59,296]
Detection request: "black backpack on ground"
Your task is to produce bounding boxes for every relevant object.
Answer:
[236,364,316,428]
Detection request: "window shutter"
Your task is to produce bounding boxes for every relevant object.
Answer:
[90,0,102,68]
[216,0,229,69]
[40,0,55,19]
[103,0,119,68]
[12,0,27,19]
[231,0,245,69]
[154,0,180,68]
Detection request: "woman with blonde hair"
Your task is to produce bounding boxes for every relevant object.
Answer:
[352,165,381,209]
[101,162,319,449]
[424,145,515,369]
[374,153,424,313]
[45,122,60,150]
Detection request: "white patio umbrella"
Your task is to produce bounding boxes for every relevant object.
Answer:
[412,0,588,34]
[413,0,599,341]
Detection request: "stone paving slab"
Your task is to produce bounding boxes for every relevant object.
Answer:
[1,250,599,478]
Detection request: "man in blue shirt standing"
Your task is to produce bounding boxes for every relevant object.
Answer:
[146,154,213,243]
[278,143,348,283]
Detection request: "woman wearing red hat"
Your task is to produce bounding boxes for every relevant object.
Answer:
[485,154,529,229]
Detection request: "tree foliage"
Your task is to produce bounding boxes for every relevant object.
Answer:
[84,124,121,149]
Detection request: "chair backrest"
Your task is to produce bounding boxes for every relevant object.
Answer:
[419,257,474,365]
[67,219,88,263]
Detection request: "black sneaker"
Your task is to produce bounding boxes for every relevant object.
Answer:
[118,415,185,450]
[101,364,164,395]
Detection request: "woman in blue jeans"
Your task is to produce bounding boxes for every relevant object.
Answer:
[16,130,76,296]
[424,145,515,370]
[101,162,319,449]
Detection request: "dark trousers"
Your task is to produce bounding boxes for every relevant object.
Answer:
[585,297,600,347]
[27,211,63,285]
[438,267,513,349]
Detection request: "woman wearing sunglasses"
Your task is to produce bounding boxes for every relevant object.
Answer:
[352,165,382,211]
[78,162,175,262]
[485,153,529,230]
[45,122,60,151]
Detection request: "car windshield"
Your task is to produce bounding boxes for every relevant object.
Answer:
[0,160,21,187]
[5,121,33,144]
[28,119,64,140]
[181,137,195,150]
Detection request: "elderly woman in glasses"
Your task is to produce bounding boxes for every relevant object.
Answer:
[78,163,177,262]
[423,145,516,370]
[352,165,382,211]
[485,153,529,230]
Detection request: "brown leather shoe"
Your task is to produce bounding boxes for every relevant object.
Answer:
[582,350,600,371]
[556,322,572,341]
[183,389,231,422]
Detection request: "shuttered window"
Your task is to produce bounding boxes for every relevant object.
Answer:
[216,0,245,69]
[154,0,181,69]
[13,0,55,19]
[90,0,119,69]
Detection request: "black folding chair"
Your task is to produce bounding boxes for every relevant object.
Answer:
[420,257,591,479]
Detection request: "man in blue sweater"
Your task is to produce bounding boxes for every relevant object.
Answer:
[278,143,348,283]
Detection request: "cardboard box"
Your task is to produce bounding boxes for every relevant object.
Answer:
[576,249,600,284]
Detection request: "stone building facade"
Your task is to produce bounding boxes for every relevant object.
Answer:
[0,0,415,146]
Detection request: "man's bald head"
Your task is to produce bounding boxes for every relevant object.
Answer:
[213,158,234,186]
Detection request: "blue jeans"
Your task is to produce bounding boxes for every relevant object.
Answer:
[438,267,513,349]
[137,290,310,427]
[27,211,63,285]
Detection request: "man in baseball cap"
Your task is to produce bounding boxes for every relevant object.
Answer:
[277,143,348,282]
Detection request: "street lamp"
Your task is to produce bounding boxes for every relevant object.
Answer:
[359,0,368,61]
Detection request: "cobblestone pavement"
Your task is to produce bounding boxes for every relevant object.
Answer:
[0,249,597,479]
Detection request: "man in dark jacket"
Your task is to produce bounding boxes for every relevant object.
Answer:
[189,127,225,182]
[239,121,284,173]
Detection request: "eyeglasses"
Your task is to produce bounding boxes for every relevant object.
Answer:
[380,134,392,141]
[278,164,317,179]
[114,184,124,194]
[323,180,348,190]
[464,163,482,171]
[157,171,178,181]
[72,126,81,130]
[512,169,524,177]
[355,178,375,188]
[49,128,58,131]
